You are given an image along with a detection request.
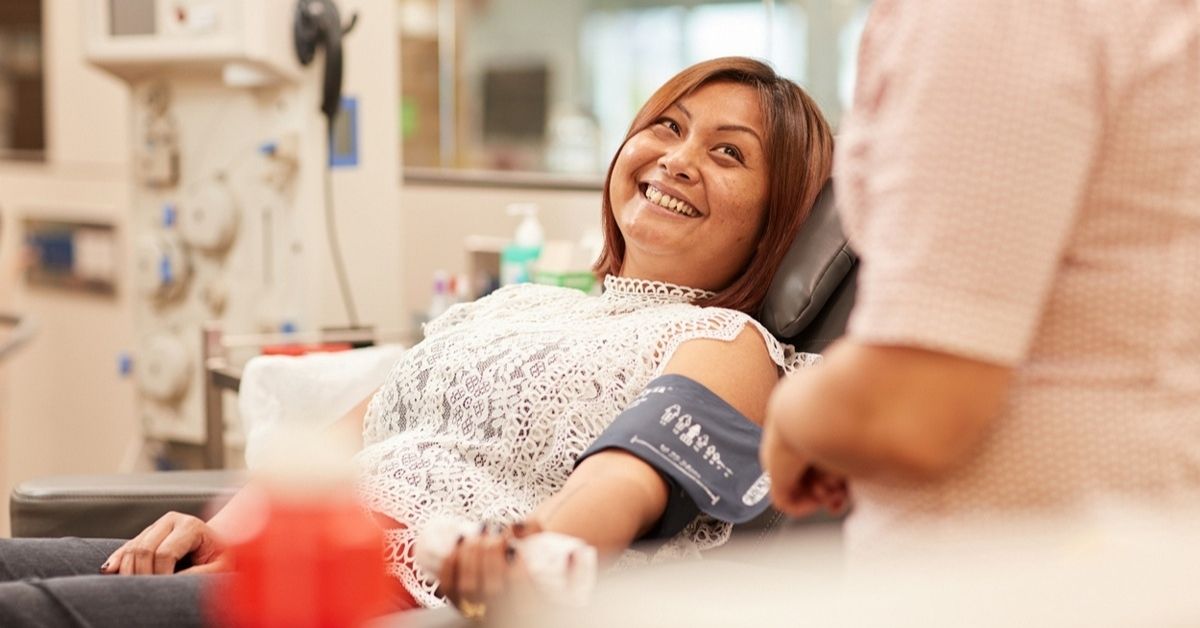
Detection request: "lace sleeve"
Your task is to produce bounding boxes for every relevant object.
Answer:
[650,306,823,378]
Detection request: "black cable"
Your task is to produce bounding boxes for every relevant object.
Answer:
[323,116,360,328]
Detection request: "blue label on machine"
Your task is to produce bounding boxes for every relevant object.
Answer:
[330,96,359,168]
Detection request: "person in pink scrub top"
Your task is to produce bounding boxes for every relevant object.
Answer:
[763,0,1200,552]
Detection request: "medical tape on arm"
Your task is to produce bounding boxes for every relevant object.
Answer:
[575,374,773,528]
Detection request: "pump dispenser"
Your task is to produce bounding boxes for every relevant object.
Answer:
[500,203,544,286]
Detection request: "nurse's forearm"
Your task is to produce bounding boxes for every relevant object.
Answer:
[529,450,668,556]
[770,340,1011,480]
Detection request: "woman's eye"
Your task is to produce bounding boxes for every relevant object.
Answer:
[719,146,745,163]
[657,118,681,135]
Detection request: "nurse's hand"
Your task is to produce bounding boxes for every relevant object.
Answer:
[100,511,230,576]
[438,521,539,619]
[762,417,849,518]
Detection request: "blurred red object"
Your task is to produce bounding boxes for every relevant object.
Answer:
[210,494,391,628]
[260,342,354,356]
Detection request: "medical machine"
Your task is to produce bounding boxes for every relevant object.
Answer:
[82,0,400,465]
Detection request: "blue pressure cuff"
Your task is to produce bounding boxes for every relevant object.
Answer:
[576,374,772,533]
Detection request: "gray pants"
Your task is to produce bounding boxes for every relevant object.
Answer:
[0,537,210,627]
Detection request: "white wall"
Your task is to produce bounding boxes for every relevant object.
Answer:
[400,182,602,320]
[0,0,135,537]
[326,0,405,331]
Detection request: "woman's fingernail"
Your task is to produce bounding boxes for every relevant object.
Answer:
[99,561,109,572]
[504,545,516,564]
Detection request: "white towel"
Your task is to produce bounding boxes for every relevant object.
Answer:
[238,345,407,469]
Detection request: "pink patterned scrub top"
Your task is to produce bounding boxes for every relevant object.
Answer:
[836,0,1200,550]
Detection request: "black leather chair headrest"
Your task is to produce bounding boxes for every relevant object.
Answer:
[758,181,857,353]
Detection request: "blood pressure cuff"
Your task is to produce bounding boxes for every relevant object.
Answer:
[575,374,772,535]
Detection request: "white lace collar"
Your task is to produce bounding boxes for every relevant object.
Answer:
[602,275,716,305]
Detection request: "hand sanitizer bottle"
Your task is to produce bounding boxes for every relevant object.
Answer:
[500,203,544,286]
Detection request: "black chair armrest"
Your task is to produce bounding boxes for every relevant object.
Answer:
[10,470,246,539]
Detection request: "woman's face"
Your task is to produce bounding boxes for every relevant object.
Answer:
[609,81,769,291]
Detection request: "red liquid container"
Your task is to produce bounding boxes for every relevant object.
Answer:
[207,427,391,627]
[210,491,390,628]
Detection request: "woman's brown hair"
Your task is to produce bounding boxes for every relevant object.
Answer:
[593,57,834,315]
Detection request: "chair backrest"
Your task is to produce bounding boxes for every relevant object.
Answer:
[759,180,857,352]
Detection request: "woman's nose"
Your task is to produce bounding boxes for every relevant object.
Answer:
[658,142,701,181]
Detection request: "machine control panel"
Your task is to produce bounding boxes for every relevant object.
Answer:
[84,0,301,83]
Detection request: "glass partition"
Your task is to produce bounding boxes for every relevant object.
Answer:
[399,0,871,181]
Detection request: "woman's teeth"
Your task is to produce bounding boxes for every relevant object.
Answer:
[644,185,700,218]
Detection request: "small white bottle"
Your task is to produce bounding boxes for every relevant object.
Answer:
[500,203,544,286]
[453,272,472,304]
[427,270,451,320]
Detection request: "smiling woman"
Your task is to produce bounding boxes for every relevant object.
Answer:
[596,57,832,312]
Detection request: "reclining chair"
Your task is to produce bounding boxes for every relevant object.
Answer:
[9,181,856,621]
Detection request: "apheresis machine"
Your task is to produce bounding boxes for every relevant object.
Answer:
[81,0,402,467]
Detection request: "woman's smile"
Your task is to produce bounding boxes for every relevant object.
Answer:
[638,183,703,219]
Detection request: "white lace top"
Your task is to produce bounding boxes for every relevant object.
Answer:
[354,275,819,607]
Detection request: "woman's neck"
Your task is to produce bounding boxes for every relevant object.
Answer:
[618,258,727,293]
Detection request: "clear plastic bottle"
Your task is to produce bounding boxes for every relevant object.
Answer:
[427,270,451,320]
[500,203,544,286]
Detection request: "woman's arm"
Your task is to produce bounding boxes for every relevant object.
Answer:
[439,326,789,610]
[526,325,779,553]
[102,389,378,575]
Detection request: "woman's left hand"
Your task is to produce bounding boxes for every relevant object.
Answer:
[437,521,539,620]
